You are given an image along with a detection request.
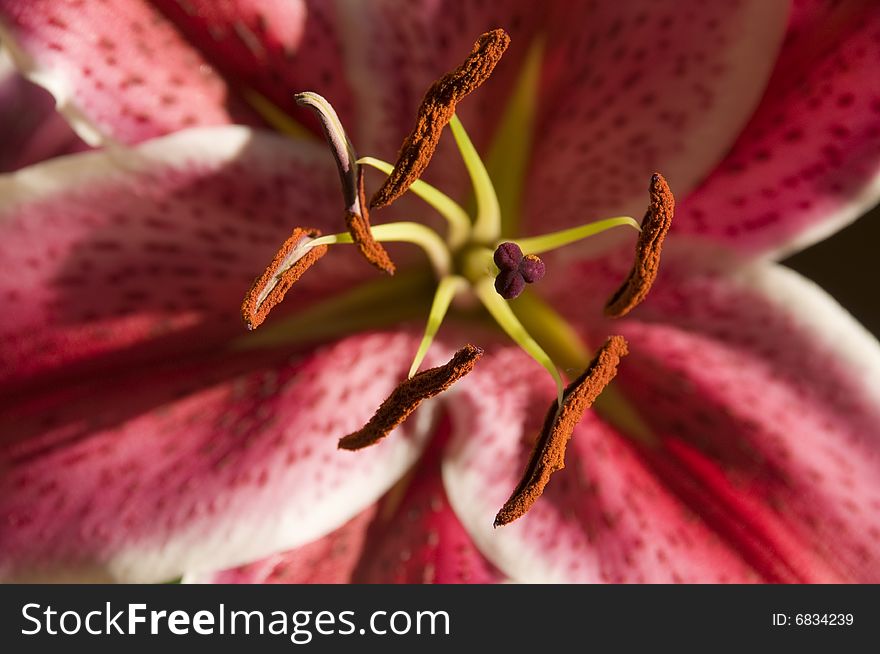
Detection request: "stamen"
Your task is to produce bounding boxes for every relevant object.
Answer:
[345,168,395,274]
[473,275,565,405]
[295,92,360,213]
[514,216,641,256]
[311,222,451,278]
[369,29,510,211]
[494,335,629,527]
[409,275,468,378]
[508,290,656,445]
[241,227,327,330]
[449,114,501,243]
[485,35,544,236]
[296,92,395,274]
[339,345,483,450]
[358,156,471,249]
[604,173,675,318]
[234,269,434,351]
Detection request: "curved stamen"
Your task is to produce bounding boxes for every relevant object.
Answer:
[494,335,629,527]
[312,222,452,278]
[369,28,510,211]
[339,345,483,451]
[297,92,396,274]
[409,275,468,378]
[514,216,641,255]
[473,275,565,406]
[605,173,675,318]
[346,168,395,274]
[509,290,656,445]
[449,114,501,243]
[295,91,360,213]
[241,227,327,331]
[485,35,545,236]
[235,269,434,351]
[358,156,471,249]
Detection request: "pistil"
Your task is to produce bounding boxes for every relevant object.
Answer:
[492,242,546,300]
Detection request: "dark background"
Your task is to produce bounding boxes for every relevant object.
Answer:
[784,203,879,336]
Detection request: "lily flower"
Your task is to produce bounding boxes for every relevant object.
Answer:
[0,0,879,583]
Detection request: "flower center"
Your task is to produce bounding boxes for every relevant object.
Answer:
[239,29,674,525]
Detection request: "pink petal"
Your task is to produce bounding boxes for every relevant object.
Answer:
[442,345,759,583]
[678,1,880,256]
[191,416,505,584]
[0,0,233,144]
[0,126,368,391]
[186,506,379,584]
[150,1,358,138]
[537,244,880,581]
[0,52,87,171]
[353,416,505,584]
[0,331,438,582]
[522,1,788,237]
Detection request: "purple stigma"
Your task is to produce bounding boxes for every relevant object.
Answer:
[493,241,523,271]
[494,269,526,299]
[492,244,546,300]
[520,254,546,284]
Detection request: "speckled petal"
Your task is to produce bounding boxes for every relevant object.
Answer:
[150,0,361,137]
[442,345,760,583]
[184,506,379,584]
[534,243,880,582]
[0,0,234,144]
[522,1,787,237]
[353,417,505,584]
[678,1,880,257]
[0,331,438,583]
[0,126,365,391]
[190,416,505,584]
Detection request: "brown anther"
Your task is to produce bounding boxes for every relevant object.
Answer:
[339,345,483,451]
[494,335,629,527]
[346,168,395,275]
[369,28,510,211]
[241,227,327,330]
[604,173,675,318]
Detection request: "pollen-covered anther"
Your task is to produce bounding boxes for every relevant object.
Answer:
[339,345,483,451]
[494,335,629,527]
[369,28,511,211]
[346,168,395,274]
[604,173,675,318]
[241,227,327,331]
[493,242,546,300]
[295,91,396,276]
